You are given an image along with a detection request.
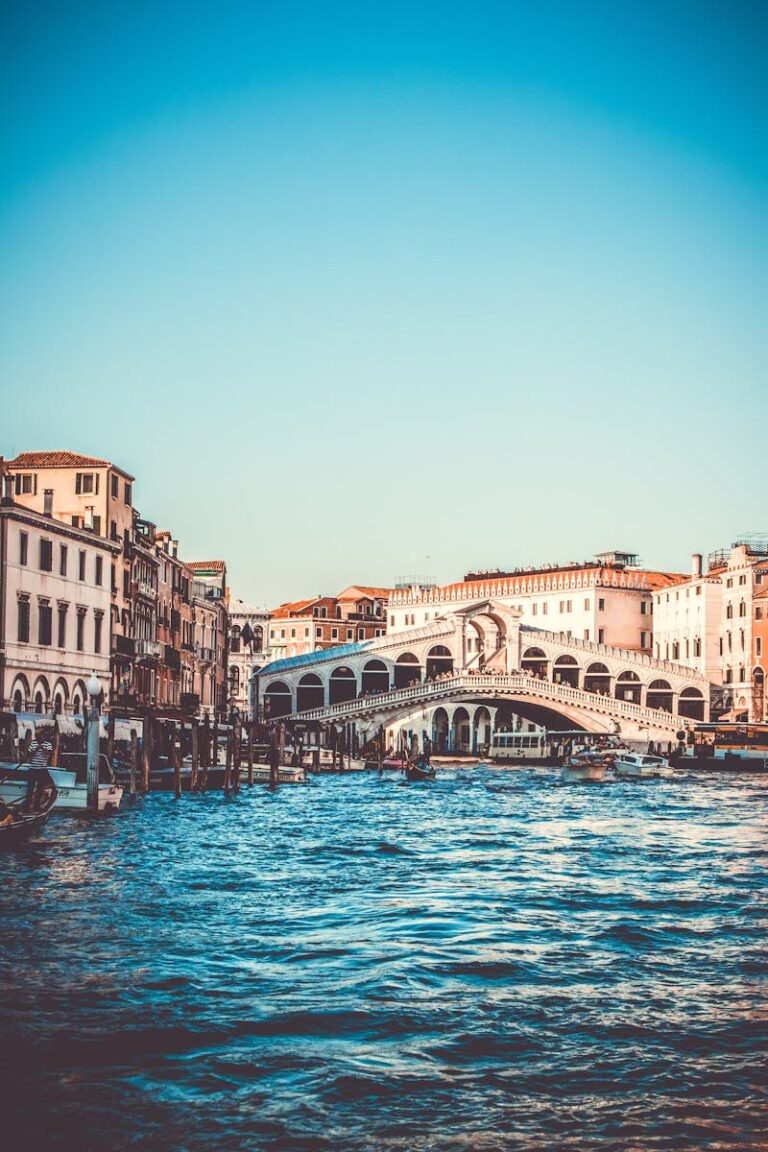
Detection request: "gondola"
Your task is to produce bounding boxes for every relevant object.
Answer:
[0,768,57,848]
[404,759,436,783]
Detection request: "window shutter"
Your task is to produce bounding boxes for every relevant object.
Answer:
[76,473,82,494]
[95,473,100,495]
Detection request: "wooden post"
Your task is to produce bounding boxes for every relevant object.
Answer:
[233,720,241,793]
[268,726,279,789]
[331,725,337,771]
[142,716,151,792]
[107,712,116,769]
[247,721,254,786]
[172,722,181,799]
[129,728,137,797]
[224,727,232,796]
[201,717,210,792]
[190,720,199,792]
[50,726,61,768]
[378,724,384,775]
[212,718,219,785]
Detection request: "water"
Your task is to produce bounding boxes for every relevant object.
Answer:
[1,766,767,1151]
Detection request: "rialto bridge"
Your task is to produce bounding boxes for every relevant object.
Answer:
[252,600,712,746]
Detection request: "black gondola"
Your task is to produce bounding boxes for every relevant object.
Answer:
[404,757,436,783]
[0,768,57,848]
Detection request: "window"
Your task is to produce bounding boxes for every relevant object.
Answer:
[566,600,572,612]
[757,607,763,621]
[640,631,648,648]
[331,627,338,639]
[584,629,590,641]
[76,608,86,652]
[532,603,538,616]
[111,474,118,498]
[640,602,648,615]
[694,638,701,657]
[672,642,680,661]
[739,574,746,585]
[125,483,132,506]
[94,612,103,654]
[79,551,86,580]
[598,598,605,611]
[757,637,763,658]
[38,600,52,646]
[724,668,733,684]
[59,545,67,576]
[17,473,35,494]
[95,556,103,585]
[304,627,309,637]
[39,538,53,571]
[75,472,97,495]
[584,598,590,610]
[19,532,28,565]
[316,627,322,638]
[559,600,565,612]
[598,628,605,643]
[390,614,395,626]
[696,586,701,596]
[290,627,296,638]
[110,520,118,541]
[726,604,733,619]
[542,603,548,615]
[346,628,353,639]
[17,597,30,643]
[756,573,764,586]
[726,578,733,588]
[739,601,746,617]
[92,515,101,535]
[57,603,67,647]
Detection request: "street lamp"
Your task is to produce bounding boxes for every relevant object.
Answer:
[86,672,102,813]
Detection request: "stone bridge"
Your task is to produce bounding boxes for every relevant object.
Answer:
[252,600,711,744]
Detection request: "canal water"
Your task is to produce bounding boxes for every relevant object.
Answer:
[1,766,766,1151]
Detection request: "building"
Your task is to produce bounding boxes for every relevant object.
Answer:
[752,584,768,722]
[227,598,270,717]
[718,540,768,719]
[388,551,686,662]
[0,477,119,713]
[5,450,136,703]
[268,586,390,660]
[652,553,724,683]
[188,561,228,720]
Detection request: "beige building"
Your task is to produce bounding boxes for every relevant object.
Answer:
[652,553,723,683]
[718,541,768,718]
[0,487,118,714]
[6,450,136,700]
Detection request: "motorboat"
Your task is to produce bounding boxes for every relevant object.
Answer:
[562,753,608,782]
[250,763,309,785]
[0,753,123,812]
[614,752,668,779]
[0,768,58,847]
[302,747,367,773]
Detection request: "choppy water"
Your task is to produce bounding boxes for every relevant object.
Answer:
[1,765,767,1151]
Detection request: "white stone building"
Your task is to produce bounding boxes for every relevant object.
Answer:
[718,541,768,718]
[388,551,685,663]
[227,597,270,717]
[0,493,118,714]
[652,553,723,683]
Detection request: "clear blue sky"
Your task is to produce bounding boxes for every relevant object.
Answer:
[2,1,766,605]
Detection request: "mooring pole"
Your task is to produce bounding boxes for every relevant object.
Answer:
[129,728,137,797]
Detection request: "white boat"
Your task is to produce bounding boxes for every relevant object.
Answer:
[302,747,368,772]
[562,754,608,782]
[614,752,668,779]
[250,763,309,785]
[0,754,123,812]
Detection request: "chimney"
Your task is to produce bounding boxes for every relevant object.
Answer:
[172,540,178,558]
[692,553,703,579]
[2,472,14,505]
[44,488,54,516]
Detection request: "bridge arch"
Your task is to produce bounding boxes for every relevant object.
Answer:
[264,680,293,718]
[615,670,641,704]
[584,662,610,695]
[452,706,471,752]
[426,645,454,680]
[553,655,579,688]
[297,673,324,712]
[678,686,705,721]
[647,678,673,712]
[432,706,449,752]
[329,666,357,705]
[473,706,492,753]
[394,652,422,689]
[361,659,390,696]
[521,646,548,678]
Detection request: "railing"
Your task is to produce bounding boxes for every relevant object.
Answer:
[196,645,215,663]
[135,578,157,599]
[286,673,685,731]
[522,626,706,682]
[135,638,162,660]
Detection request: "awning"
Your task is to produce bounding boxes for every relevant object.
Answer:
[56,716,83,736]
[716,709,749,722]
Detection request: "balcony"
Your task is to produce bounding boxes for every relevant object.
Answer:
[136,638,162,662]
[135,578,157,600]
[196,644,215,663]
[181,692,200,714]
[171,609,181,632]
[114,635,135,658]
[164,645,181,671]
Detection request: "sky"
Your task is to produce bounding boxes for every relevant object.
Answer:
[1,1,766,607]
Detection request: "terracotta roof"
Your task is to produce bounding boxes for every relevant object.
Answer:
[270,597,320,619]
[7,450,135,479]
[188,560,226,572]
[336,584,393,601]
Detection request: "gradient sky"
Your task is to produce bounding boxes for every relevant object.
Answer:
[1,1,766,606]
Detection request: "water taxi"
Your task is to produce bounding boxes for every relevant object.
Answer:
[0,753,123,812]
[614,752,668,779]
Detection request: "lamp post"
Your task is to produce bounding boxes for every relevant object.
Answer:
[86,671,102,813]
